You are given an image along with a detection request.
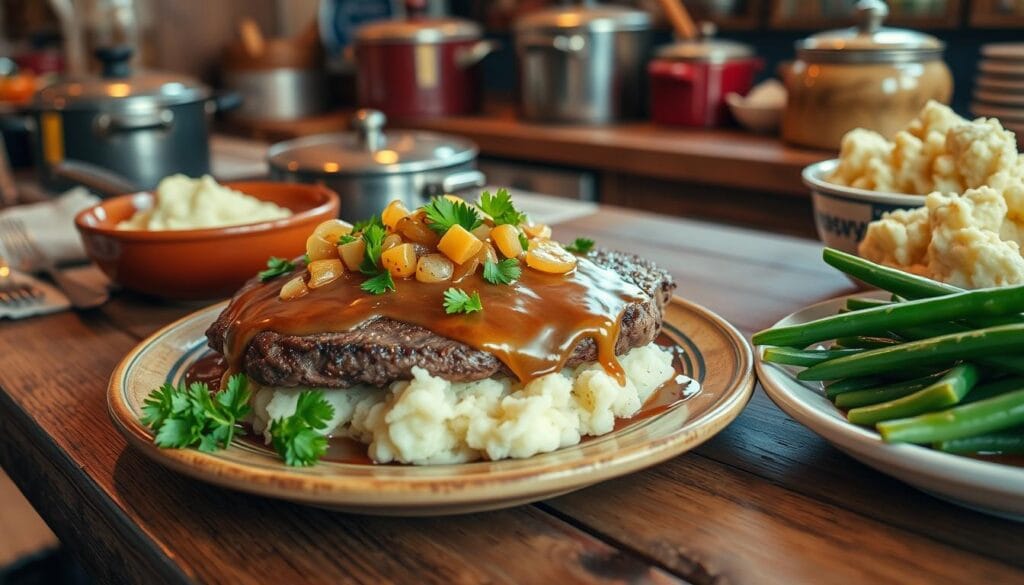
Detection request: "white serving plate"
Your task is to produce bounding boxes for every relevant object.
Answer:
[755,294,1024,521]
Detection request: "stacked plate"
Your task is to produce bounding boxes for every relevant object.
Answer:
[973,43,1024,147]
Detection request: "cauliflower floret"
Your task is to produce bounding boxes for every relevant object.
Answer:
[946,117,1020,190]
[858,206,930,269]
[829,128,895,191]
[923,188,1024,288]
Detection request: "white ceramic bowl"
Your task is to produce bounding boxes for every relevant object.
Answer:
[803,159,926,255]
[726,93,782,134]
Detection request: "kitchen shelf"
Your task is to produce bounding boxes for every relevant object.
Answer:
[224,103,828,198]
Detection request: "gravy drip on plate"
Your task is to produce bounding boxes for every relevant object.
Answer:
[219,257,648,384]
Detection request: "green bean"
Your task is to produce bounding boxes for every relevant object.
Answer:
[822,248,962,299]
[894,324,1024,374]
[832,336,901,350]
[933,430,1024,454]
[825,376,886,397]
[847,364,979,425]
[961,377,1024,405]
[845,297,891,311]
[834,375,945,409]
[797,324,1024,381]
[762,347,861,367]
[877,389,1024,444]
[754,286,1024,348]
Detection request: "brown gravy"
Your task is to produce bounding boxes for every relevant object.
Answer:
[217,257,647,384]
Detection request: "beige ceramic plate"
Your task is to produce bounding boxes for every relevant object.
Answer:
[109,297,754,515]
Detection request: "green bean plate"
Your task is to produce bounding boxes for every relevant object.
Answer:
[756,292,1024,521]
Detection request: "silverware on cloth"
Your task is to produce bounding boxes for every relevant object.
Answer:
[0,218,108,309]
[0,258,68,319]
[0,256,43,306]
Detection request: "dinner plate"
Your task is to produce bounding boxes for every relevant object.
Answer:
[756,294,1024,521]
[109,297,754,515]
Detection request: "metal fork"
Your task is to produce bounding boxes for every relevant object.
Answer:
[0,218,108,309]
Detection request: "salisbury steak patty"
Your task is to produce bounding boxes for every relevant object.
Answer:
[206,248,676,388]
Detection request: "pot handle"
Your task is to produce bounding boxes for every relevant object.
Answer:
[425,170,486,197]
[521,34,586,53]
[95,110,174,135]
[209,90,243,114]
[455,39,499,68]
[52,159,142,198]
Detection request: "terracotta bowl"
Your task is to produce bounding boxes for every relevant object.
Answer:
[74,181,340,300]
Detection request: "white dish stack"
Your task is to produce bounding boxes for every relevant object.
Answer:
[973,43,1024,148]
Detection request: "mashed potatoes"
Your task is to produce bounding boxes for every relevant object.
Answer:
[250,343,677,465]
[117,174,291,230]
[829,101,1021,195]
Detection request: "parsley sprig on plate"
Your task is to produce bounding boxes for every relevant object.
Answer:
[357,220,397,295]
[477,189,526,226]
[141,374,251,452]
[269,391,335,467]
[564,238,595,254]
[443,288,483,314]
[424,197,483,234]
[259,257,296,281]
[483,259,521,285]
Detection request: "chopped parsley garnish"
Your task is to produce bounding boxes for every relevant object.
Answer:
[269,390,334,467]
[478,188,526,226]
[564,237,595,254]
[338,234,357,245]
[518,231,530,251]
[360,270,395,295]
[258,256,296,281]
[483,258,521,285]
[424,197,483,234]
[443,287,483,314]
[359,223,387,275]
[352,215,384,234]
[302,254,310,264]
[141,374,251,453]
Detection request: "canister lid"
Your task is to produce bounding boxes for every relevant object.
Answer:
[355,17,482,44]
[267,109,479,176]
[34,46,209,110]
[514,2,651,34]
[796,0,944,63]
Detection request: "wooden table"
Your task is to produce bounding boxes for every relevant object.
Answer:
[2,205,1022,584]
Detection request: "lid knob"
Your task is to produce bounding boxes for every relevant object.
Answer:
[351,109,387,151]
[95,45,134,78]
[856,0,889,34]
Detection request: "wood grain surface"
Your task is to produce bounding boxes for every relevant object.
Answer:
[1,205,1022,584]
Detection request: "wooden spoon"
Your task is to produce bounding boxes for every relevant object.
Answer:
[656,0,699,40]
[238,17,266,58]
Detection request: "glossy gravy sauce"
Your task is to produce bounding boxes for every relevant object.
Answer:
[217,257,648,384]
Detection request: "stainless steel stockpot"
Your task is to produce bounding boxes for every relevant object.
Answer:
[267,109,485,221]
[26,46,236,191]
[514,1,652,124]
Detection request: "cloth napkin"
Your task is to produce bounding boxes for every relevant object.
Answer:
[0,188,99,265]
[0,269,69,319]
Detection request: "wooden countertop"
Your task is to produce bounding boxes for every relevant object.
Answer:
[1,199,1022,584]
[227,104,831,197]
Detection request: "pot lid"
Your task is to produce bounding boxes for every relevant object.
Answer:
[657,36,754,62]
[34,46,209,110]
[267,109,478,176]
[355,16,481,43]
[514,2,651,33]
[797,0,943,63]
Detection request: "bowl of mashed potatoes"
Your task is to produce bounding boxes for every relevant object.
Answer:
[75,175,339,299]
[805,101,1023,256]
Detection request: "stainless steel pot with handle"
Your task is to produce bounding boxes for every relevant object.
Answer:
[267,109,485,221]
[514,1,652,123]
[20,46,240,191]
